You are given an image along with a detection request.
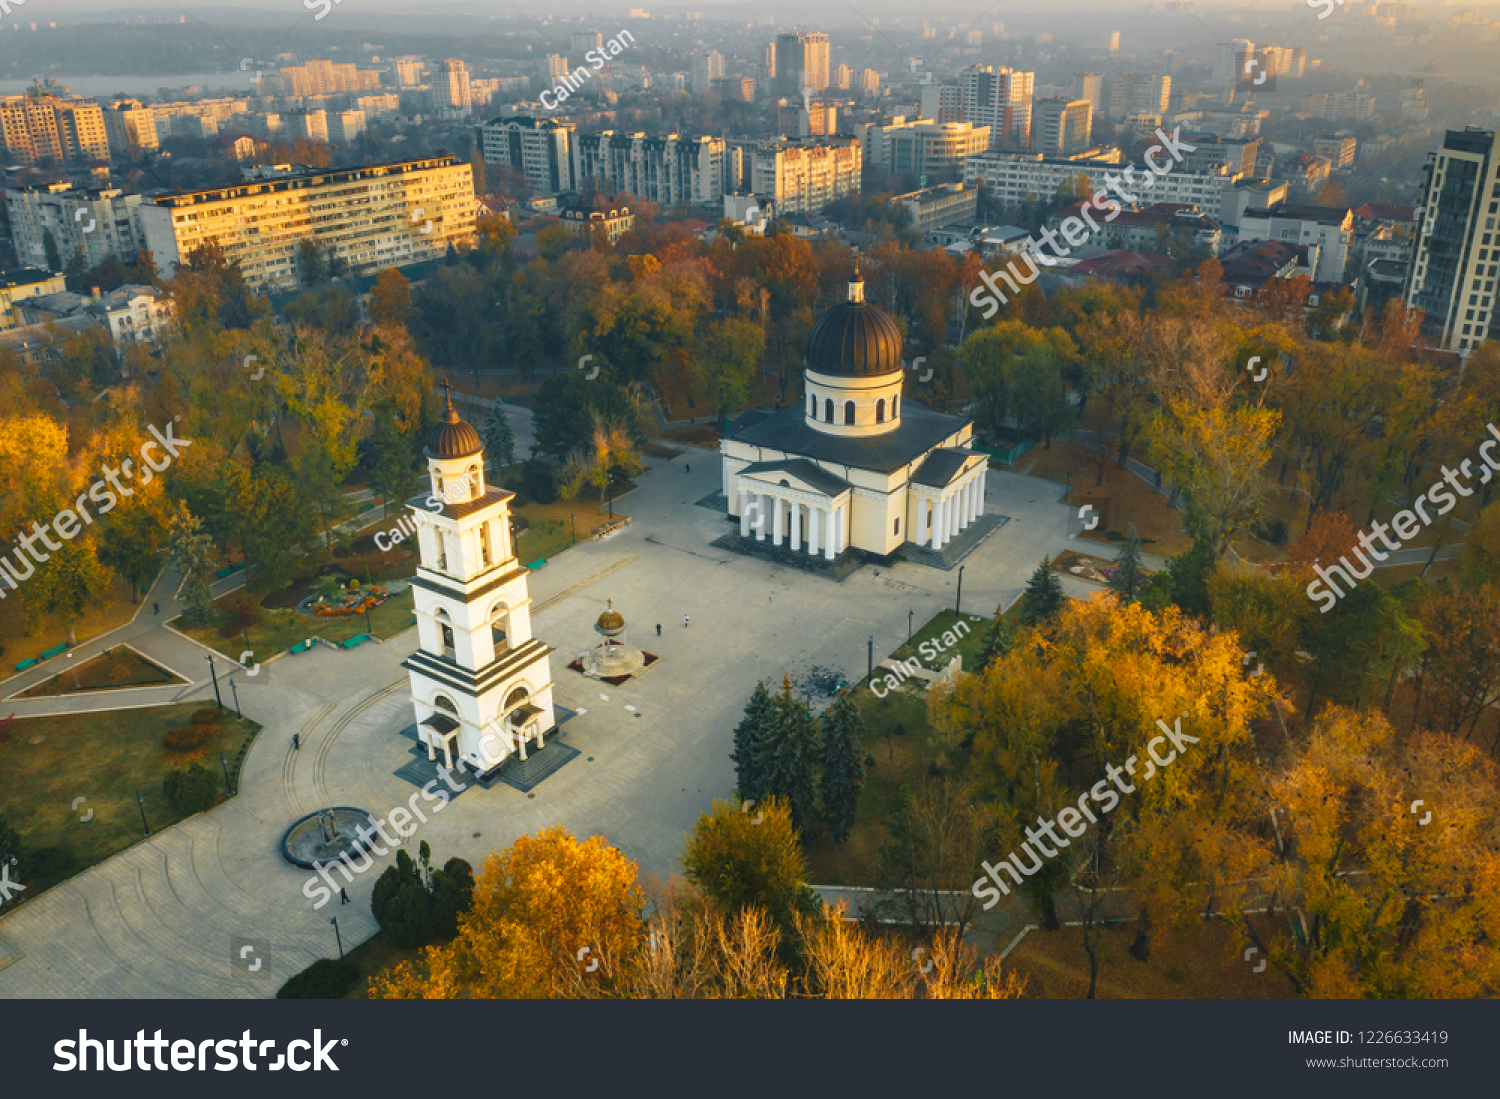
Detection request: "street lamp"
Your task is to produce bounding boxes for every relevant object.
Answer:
[363,601,373,640]
[330,916,345,960]
[220,751,235,796]
[67,651,81,692]
[228,677,242,719]
[908,609,914,643]
[867,635,874,681]
[956,565,965,616]
[204,654,224,710]
[136,790,151,836]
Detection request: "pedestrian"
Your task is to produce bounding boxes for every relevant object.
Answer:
[292,733,301,751]
[683,615,690,628]
[685,463,691,474]
[152,602,159,615]
[655,623,662,636]
[340,887,349,906]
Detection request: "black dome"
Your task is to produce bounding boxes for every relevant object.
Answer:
[425,388,484,460]
[805,299,904,378]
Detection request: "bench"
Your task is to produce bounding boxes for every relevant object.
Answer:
[215,565,233,578]
[38,643,67,661]
[289,639,314,654]
[526,558,546,571]
[340,633,367,650]
[14,657,36,672]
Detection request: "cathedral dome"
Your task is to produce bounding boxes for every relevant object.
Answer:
[804,265,903,379]
[425,385,484,460]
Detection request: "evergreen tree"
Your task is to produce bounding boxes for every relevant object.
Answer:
[1165,537,1216,619]
[1107,524,1146,603]
[371,847,436,948]
[1019,556,1065,628]
[974,602,1017,672]
[731,680,773,805]
[754,675,820,834]
[483,401,517,468]
[367,407,413,519]
[168,504,216,626]
[818,691,866,845]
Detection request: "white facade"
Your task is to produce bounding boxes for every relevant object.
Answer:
[403,398,556,777]
[1238,203,1352,283]
[5,184,148,270]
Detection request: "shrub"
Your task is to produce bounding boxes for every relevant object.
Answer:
[164,725,209,754]
[371,843,474,948]
[164,763,219,815]
[218,597,262,638]
[276,958,359,999]
[190,708,223,727]
[521,459,557,505]
[1105,530,1124,542]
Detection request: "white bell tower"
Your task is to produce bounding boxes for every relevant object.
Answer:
[402,383,556,776]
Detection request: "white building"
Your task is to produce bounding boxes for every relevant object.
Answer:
[480,116,576,196]
[327,110,367,144]
[1238,202,1352,283]
[1214,40,1255,84]
[573,131,730,207]
[402,387,557,779]
[15,284,173,345]
[965,149,1241,211]
[5,184,148,270]
[691,50,724,96]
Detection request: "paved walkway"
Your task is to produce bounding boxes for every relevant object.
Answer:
[0,449,1116,998]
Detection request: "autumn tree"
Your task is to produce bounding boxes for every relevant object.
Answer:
[167,504,216,625]
[680,796,820,944]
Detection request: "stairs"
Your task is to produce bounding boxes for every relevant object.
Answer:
[897,513,1009,571]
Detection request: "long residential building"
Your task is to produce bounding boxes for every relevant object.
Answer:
[138,156,475,292]
[5,184,149,270]
[859,117,992,176]
[479,116,576,196]
[750,139,861,214]
[1403,126,1500,354]
[965,147,1244,211]
[573,131,730,207]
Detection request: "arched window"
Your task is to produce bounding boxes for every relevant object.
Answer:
[876,398,886,423]
[466,463,482,497]
[489,600,510,652]
[433,694,458,713]
[844,401,856,425]
[435,607,455,657]
[808,394,816,417]
[824,398,833,422]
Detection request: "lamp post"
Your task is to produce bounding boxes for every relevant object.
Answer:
[908,609,914,643]
[956,565,965,616]
[136,790,151,836]
[867,635,874,682]
[363,601,373,640]
[330,916,345,960]
[220,751,235,796]
[228,677,242,719]
[67,651,81,692]
[204,654,224,710]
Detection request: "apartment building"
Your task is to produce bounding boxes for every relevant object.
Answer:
[1238,202,1353,282]
[479,116,576,196]
[1213,40,1255,84]
[1301,92,1377,122]
[327,110,367,144]
[1313,132,1357,170]
[390,57,426,88]
[774,30,830,96]
[138,156,475,292]
[1403,126,1500,353]
[0,90,108,164]
[1102,73,1171,120]
[103,99,159,155]
[1034,99,1093,156]
[573,131,729,207]
[432,59,472,114]
[692,51,725,96]
[0,268,68,330]
[270,61,383,98]
[560,192,636,244]
[283,110,329,143]
[958,66,1034,148]
[750,139,861,214]
[1047,200,1223,258]
[894,182,978,233]
[5,184,148,270]
[1178,135,1260,178]
[966,148,1240,211]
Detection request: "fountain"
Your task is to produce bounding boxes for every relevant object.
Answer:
[570,599,657,683]
[280,806,380,868]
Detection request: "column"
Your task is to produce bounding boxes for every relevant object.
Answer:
[970,477,982,522]
[740,492,752,537]
[790,500,802,552]
[808,506,821,556]
[963,479,976,527]
[948,491,961,538]
[754,492,766,541]
[918,496,931,547]
[772,496,784,546]
[932,498,946,552]
[835,507,846,554]
[824,506,837,560]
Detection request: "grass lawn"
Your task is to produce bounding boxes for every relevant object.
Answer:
[0,702,260,898]
[1006,918,1299,999]
[0,575,144,685]
[886,609,990,672]
[338,930,437,998]
[17,645,186,698]
[171,587,416,662]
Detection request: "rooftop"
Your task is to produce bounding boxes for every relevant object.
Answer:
[727,400,971,475]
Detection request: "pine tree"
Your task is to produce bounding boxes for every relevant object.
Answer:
[1108,524,1145,603]
[731,680,773,805]
[974,602,1017,672]
[818,691,866,845]
[1019,556,1065,628]
[755,675,820,834]
[483,402,517,469]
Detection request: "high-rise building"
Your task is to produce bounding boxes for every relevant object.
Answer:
[958,65,1034,149]
[539,55,569,86]
[274,60,383,97]
[284,110,329,143]
[1034,98,1093,156]
[571,30,604,55]
[1403,127,1500,353]
[774,32,804,97]
[1107,31,1121,51]
[572,131,730,206]
[1075,73,1104,114]
[103,99,159,155]
[0,88,108,164]
[1103,73,1170,119]
[835,64,852,90]
[53,100,110,162]
[1213,40,1255,84]
[433,59,472,113]
[327,110,367,144]
[750,138,861,214]
[478,116,576,196]
[139,156,475,291]
[390,57,425,88]
[764,42,777,83]
[5,184,148,270]
[802,32,830,93]
[859,118,992,176]
[857,69,880,98]
[691,51,725,96]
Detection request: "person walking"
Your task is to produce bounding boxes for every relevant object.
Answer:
[685,464,691,474]
[655,623,662,637]
[292,733,301,751]
[152,602,159,615]
[340,887,349,906]
[683,615,690,628]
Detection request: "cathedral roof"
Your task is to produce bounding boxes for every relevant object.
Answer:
[727,400,972,475]
[804,261,904,379]
[912,447,981,488]
[738,458,851,498]
[425,384,484,460]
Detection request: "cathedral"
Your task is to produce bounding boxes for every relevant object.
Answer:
[720,264,989,563]
[402,387,557,777]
